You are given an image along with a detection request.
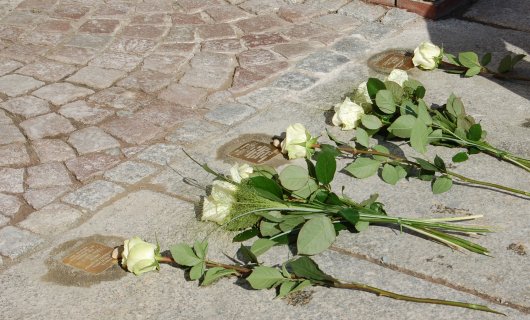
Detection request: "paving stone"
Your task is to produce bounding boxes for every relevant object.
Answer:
[67,66,126,90]
[305,0,351,11]
[135,1,174,14]
[39,19,73,32]
[165,119,222,144]
[0,145,30,167]
[101,117,164,145]
[191,52,237,69]
[103,161,157,184]
[58,101,113,125]
[93,3,133,18]
[164,26,196,42]
[235,14,288,34]
[197,23,236,40]
[332,36,371,57]
[272,41,322,58]
[15,59,77,82]
[89,52,143,72]
[68,127,120,155]
[20,113,75,140]
[121,25,167,39]
[0,43,48,64]
[1,11,44,27]
[88,87,151,111]
[46,46,98,65]
[0,58,23,76]
[0,215,8,228]
[180,67,234,90]
[463,0,530,32]
[79,19,120,34]
[314,13,363,31]
[230,67,266,91]
[62,180,124,211]
[51,4,90,20]
[32,83,94,106]
[65,154,122,181]
[271,71,318,91]
[238,49,280,67]
[156,43,196,57]
[117,70,173,93]
[158,83,208,108]
[205,103,255,126]
[205,5,251,22]
[281,23,329,39]
[0,25,25,42]
[0,110,11,124]
[134,101,196,128]
[136,143,181,165]
[27,162,72,189]
[66,34,112,50]
[239,0,287,13]
[277,4,328,23]
[23,186,72,210]
[338,0,388,21]
[142,54,187,74]
[175,0,222,13]
[32,139,75,163]
[17,0,58,10]
[0,193,21,217]
[0,124,25,145]
[0,226,43,259]
[236,87,291,110]
[169,12,204,25]
[0,96,50,119]
[241,33,288,48]
[130,13,170,25]
[381,8,419,26]
[202,39,243,53]
[148,167,206,201]
[18,203,83,235]
[20,31,67,46]
[0,75,44,97]
[296,51,349,73]
[108,38,157,54]
[0,168,24,193]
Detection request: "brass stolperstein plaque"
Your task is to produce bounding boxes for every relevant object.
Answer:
[368,49,414,73]
[62,242,115,274]
[229,140,280,164]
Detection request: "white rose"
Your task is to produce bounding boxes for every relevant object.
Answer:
[353,81,372,106]
[385,69,408,86]
[412,41,442,70]
[280,123,316,160]
[230,163,253,183]
[201,180,238,225]
[332,97,365,131]
[121,237,159,275]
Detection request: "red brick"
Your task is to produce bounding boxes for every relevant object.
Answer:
[79,19,120,34]
[51,5,90,20]
[235,15,288,34]
[242,33,288,48]
[121,25,167,39]
[170,13,205,25]
[396,0,470,19]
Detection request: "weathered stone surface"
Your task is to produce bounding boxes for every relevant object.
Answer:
[180,67,234,90]
[32,83,94,106]
[58,101,113,125]
[235,14,287,34]
[89,53,143,72]
[190,52,237,69]
[464,0,530,32]
[0,58,23,76]
[134,101,196,128]
[88,87,151,111]
[205,103,255,126]
[155,43,196,56]
[164,25,196,42]
[0,215,8,227]
[0,144,30,167]
[149,168,207,201]
[381,8,419,26]
[354,21,393,41]
[1,96,50,119]
[39,19,73,33]
[26,162,72,189]
[20,113,75,140]
[32,139,75,163]
[62,180,124,211]
[130,13,170,25]
[278,4,327,23]
[296,51,349,73]
[18,203,83,235]
[271,71,318,90]
[68,127,120,155]
[0,226,43,259]
[0,110,11,124]
[65,34,112,50]
[238,49,280,67]
[202,39,243,53]
[121,25,167,39]
[158,83,208,108]
[79,19,120,34]
[332,36,371,57]
[51,4,90,20]
[338,0,388,21]
[0,43,47,64]
[0,75,44,97]
[281,23,329,40]
[0,193,21,217]
[117,70,173,93]
[236,87,292,110]
[46,46,98,65]
[197,23,236,40]
[101,117,164,145]
[65,154,121,181]
[67,66,126,90]
[20,31,67,46]
[23,186,72,210]
[241,33,288,48]
[108,37,157,54]
[0,168,24,193]
[272,41,323,59]
[205,5,251,22]
[314,13,362,31]
[0,124,25,145]
[136,143,181,165]
[142,54,187,74]
[165,119,222,144]
[103,161,157,184]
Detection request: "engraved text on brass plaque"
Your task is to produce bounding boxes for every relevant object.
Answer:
[62,242,115,274]
[229,140,280,164]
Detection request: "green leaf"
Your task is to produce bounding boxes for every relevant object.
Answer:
[381,164,399,185]
[366,78,386,99]
[202,267,237,286]
[344,158,381,179]
[233,228,259,242]
[432,176,453,194]
[260,221,282,237]
[410,119,429,154]
[458,52,480,68]
[498,55,512,73]
[452,152,469,163]
[433,155,446,172]
[170,244,202,267]
[355,127,370,148]
[417,99,432,125]
[467,123,482,141]
[291,179,318,199]
[481,53,492,66]
[279,216,305,232]
[193,241,208,260]
[315,150,336,184]
[375,90,396,114]
[338,208,360,225]
[355,221,370,232]
[247,266,285,289]
[361,114,383,130]
[250,238,276,257]
[384,80,404,103]
[256,210,283,222]
[372,145,390,161]
[287,256,334,282]
[444,53,460,66]
[414,158,438,171]
[190,262,205,281]
[446,94,465,118]
[279,165,309,191]
[465,66,481,77]
[297,216,336,255]
[278,281,298,298]
[248,176,283,201]
[395,165,408,179]
[238,244,258,264]
[428,129,443,143]
[387,114,416,138]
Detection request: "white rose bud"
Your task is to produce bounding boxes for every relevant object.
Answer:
[353,81,372,106]
[201,180,238,225]
[385,69,409,86]
[412,41,442,70]
[230,163,254,183]
[121,237,159,276]
[280,123,317,160]
[332,97,365,131]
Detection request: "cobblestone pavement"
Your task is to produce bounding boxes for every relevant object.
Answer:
[0,0,423,263]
